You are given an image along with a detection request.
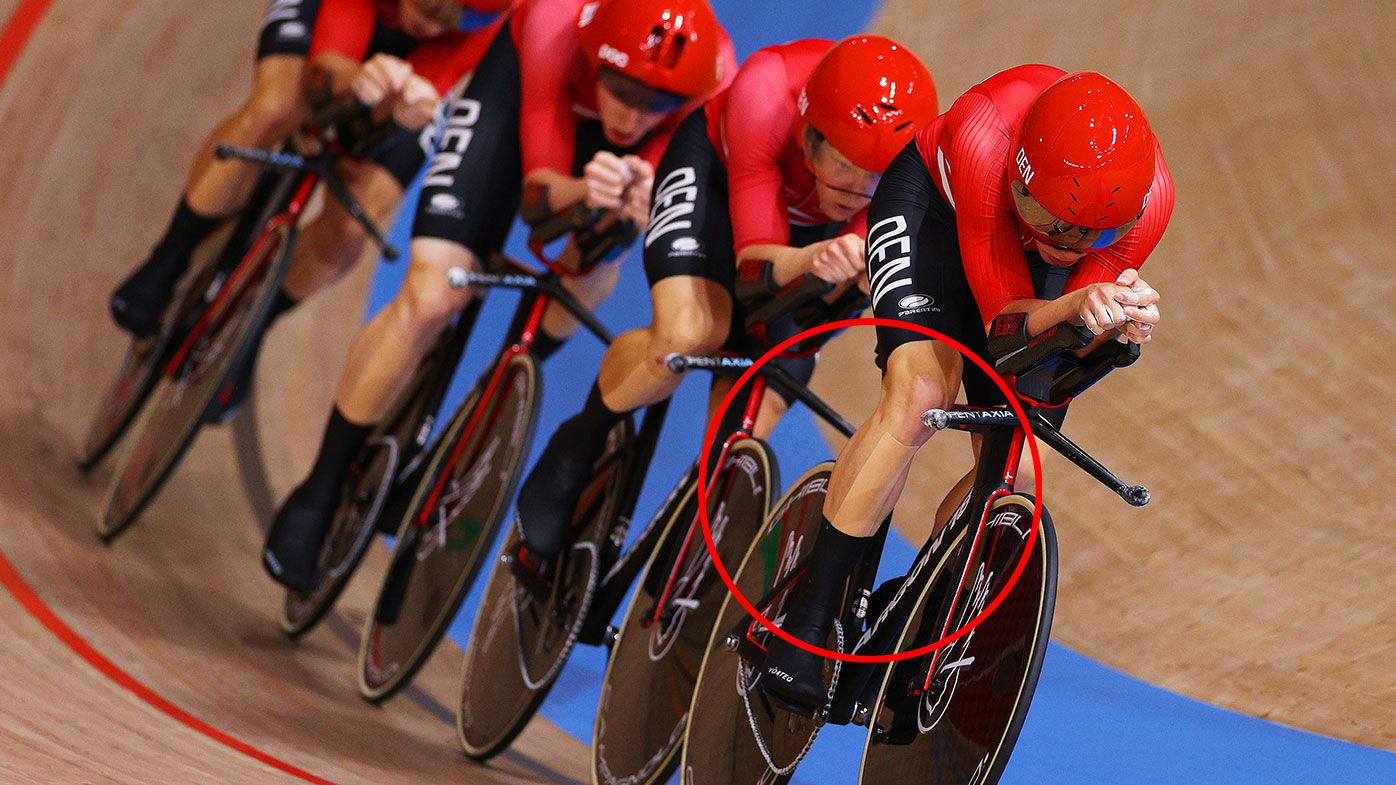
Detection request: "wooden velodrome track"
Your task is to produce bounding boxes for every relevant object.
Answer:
[0,1,1390,784]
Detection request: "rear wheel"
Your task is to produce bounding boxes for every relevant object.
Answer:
[356,351,540,702]
[96,219,295,540]
[680,463,834,785]
[858,495,1057,785]
[594,438,778,785]
[455,416,635,760]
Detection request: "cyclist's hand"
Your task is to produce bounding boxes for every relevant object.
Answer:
[390,73,441,130]
[619,155,654,227]
[809,233,865,286]
[1076,282,1131,335]
[1113,268,1161,318]
[584,151,633,211]
[351,54,415,109]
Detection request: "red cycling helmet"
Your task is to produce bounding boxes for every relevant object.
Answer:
[1014,71,1156,231]
[799,35,938,173]
[577,0,726,102]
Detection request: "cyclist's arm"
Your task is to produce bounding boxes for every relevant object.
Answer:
[306,0,378,97]
[517,0,583,213]
[522,170,588,214]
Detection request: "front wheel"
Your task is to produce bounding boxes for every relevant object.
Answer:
[455,415,634,760]
[594,438,778,785]
[858,495,1057,785]
[356,351,540,703]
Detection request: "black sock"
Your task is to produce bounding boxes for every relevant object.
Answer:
[300,406,374,506]
[531,329,568,361]
[575,381,629,444]
[267,287,299,327]
[784,518,872,633]
[152,198,223,267]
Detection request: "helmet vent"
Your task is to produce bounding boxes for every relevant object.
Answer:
[649,25,685,66]
[854,105,875,125]
[894,121,913,131]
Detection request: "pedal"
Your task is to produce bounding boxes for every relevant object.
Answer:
[507,545,554,599]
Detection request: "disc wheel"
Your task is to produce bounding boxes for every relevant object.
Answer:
[680,463,836,785]
[456,417,635,760]
[356,351,540,702]
[96,221,293,540]
[594,438,778,785]
[858,496,1057,785]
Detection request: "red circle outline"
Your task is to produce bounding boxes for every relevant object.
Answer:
[695,317,1043,664]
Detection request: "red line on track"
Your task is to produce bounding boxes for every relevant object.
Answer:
[0,0,56,86]
[0,549,339,784]
[0,4,339,783]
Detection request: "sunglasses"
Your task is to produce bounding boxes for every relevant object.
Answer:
[598,67,688,114]
[802,154,880,200]
[1011,180,1142,252]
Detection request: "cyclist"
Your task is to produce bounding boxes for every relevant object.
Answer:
[108,0,512,340]
[512,35,939,566]
[261,0,737,592]
[758,66,1176,709]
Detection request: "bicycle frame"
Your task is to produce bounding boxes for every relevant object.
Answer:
[412,257,616,531]
[720,326,1151,728]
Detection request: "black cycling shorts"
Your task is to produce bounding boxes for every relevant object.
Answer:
[642,109,843,400]
[257,0,321,59]
[868,142,1068,407]
[410,19,643,260]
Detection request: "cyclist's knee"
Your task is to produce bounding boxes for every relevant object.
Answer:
[879,346,955,443]
[241,82,305,146]
[652,302,726,358]
[395,254,474,340]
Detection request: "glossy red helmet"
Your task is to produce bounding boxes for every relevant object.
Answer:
[577,0,726,100]
[1014,72,1156,230]
[798,35,938,173]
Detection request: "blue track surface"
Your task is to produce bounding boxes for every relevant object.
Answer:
[361,2,1396,782]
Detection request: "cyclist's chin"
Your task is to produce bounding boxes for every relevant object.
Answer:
[819,198,865,222]
[1035,242,1086,266]
[602,126,645,148]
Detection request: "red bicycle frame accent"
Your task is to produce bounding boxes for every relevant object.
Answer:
[647,376,768,627]
[163,173,320,375]
[919,423,1027,692]
[415,286,549,525]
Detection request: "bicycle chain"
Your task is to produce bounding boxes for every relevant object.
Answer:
[738,619,845,778]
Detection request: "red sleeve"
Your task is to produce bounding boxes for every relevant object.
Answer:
[942,94,1037,325]
[516,1,580,176]
[407,16,507,94]
[308,0,377,62]
[721,49,799,251]
[1063,142,1175,291]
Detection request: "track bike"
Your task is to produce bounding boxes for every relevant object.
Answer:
[94,104,398,540]
[682,315,1150,785]
[352,207,634,702]
[455,264,867,767]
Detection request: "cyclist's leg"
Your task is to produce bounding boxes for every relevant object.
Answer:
[762,142,980,707]
[263,26,523,590]
[112,3,317,336]
[516,110,734,560]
